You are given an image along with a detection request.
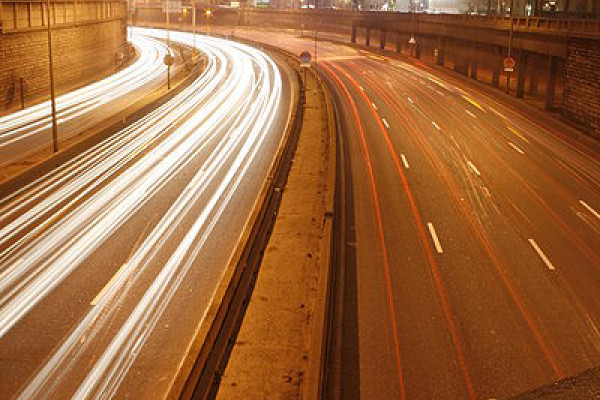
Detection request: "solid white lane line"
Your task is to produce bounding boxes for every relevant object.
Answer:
[382,118,390,129]
[427,222,444,253]
[509,142,525,154]
[528,239,556,270]
[467,160,481,176]
[432,121,441,130]
[401,154,410,169]
[372,102,378,110]
[466,110,476,118]
[90,262,129,306]
[580,200,600,220]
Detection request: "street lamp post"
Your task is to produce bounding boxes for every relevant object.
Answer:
[192,0,196,58]
[506,0,515,94]
[45,0,59,153]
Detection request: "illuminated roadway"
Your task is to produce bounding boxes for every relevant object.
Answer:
[0,28,292,399]
[0,31,172,166]
[225,28,600,400]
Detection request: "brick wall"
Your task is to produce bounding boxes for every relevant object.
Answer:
[0,1,126,109]
[562,38,600,137]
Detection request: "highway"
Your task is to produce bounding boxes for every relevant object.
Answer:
[324,51,600,400]
[222,28,600,400]
[0,28,292,399]
[0,31,172,167]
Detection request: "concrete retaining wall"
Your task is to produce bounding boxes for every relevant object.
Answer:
[0,0,127,109]
[563,38,600,137]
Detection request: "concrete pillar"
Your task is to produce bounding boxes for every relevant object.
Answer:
[436,36,445,66]
[365,28,371,47]
[380,30,386,50]
[396,33,401,53]
[470,60,478,80]
[492,46,502,87]
[528,56,539,95]
[516,51,528,98]
[545,56,558,111]
[351,25,356,44]
[455,56,469,76]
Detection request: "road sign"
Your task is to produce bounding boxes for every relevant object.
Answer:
[504,56,516,72]
[164,54,175,66]
[300,51,311,63]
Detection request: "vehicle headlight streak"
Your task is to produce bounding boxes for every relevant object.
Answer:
[0,35,170,163]
[0,28,283,399]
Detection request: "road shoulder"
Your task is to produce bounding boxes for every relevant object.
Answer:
[214,64,334,400]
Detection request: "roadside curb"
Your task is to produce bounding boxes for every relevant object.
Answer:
[167,46,305,400]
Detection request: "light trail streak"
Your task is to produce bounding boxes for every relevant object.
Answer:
[0,27,284,400]
[0,34,170,166]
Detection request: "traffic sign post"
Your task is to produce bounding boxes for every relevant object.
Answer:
[504,56,515,73]
[164,54,174,89]
[300,51,311,89]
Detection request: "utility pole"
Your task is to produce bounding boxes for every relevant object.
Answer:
[192,0,196,58]
[506,0,515,94]
[46,0,59,153]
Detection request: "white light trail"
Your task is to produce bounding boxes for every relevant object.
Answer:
[0,27,284,400]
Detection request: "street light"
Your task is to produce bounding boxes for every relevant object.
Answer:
[506,0,515,94]
[205,9,212,36]
[45,0,59,153]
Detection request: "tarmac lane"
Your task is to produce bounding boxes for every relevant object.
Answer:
[0,29,293,400]
[320,54,600,400]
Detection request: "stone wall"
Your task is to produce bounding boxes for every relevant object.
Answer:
[562,38,600,137]
[0,0,127,109]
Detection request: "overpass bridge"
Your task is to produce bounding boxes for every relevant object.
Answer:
[138,7,600,137]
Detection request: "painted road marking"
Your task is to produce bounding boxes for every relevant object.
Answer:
[407,97,414,104]
[529,239,556,270]
[467,161,481,176]
[382,118,390,129]
[580,200,600,220]
[90,261,129,306]
[427,223,444,253]
[372,102,378,110]
[509,142,525,154]
[462,95,485,111]
[401,154,410,169]
[508,126,530,143]
[432,121,441,130]
[466,110,477,118]
[490,107,507,120]
[359,85,365,91]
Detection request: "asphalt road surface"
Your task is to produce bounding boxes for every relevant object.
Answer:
[0,28,292,400]
[0,30,172,167]
[222,27,600,400]
[322,53,600,400]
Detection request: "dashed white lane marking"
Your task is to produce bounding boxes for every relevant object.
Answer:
[427,223,444,254]
[407,97,414,104]
[528,239,556,270]
[580,200,600,220]
[382,118,390,128]
[372,102,378,110]
[467,160,481,176]
[401,154,410,169]
[359,85,365,91]
[432,121,441,130]
[90,262,129,306]
[509,142,525,154]
[466,110,477,118]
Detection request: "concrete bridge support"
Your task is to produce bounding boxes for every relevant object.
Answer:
[380,30,386,50]
[516,52,528,98]
[365,27,371,47]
